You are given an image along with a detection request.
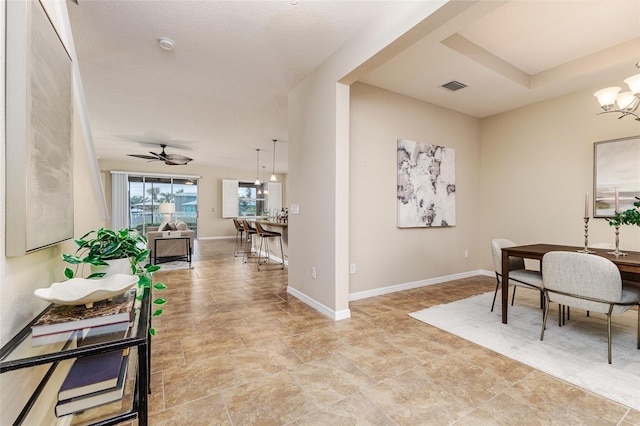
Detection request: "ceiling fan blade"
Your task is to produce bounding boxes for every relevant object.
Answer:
[127,154,159,160]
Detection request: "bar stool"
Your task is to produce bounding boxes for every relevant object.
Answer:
[254,222,284,271]
[232,218,244,257]
[241,220,258,263]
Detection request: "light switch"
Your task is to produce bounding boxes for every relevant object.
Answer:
[290,204,300,214]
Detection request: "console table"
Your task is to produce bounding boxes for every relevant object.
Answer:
[153,236,191,266]
[0,287,152,425]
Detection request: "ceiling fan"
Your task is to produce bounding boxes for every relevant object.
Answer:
[127,144,193,165]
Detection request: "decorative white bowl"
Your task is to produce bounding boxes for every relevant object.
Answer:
[34,274,138,308]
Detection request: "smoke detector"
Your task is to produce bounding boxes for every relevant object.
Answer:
[158,38,175,51]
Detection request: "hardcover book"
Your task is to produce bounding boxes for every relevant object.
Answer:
[55,355,128,417]
[58,350,124,400]
[31,290,135,337]
[31,321,130,347]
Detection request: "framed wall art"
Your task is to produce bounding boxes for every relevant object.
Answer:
[593,136,640,218]
[5,0,74,255]
[397,138,456,228]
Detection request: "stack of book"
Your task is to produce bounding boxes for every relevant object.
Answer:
[31,290,136,346]
[29,290,136,416]
[55,324,130,417]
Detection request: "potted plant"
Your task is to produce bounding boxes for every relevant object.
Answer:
[62,228,167,335]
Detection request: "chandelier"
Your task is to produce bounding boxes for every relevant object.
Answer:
[593,62,640,121]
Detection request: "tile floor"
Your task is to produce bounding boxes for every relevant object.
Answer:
[143,239,639,425]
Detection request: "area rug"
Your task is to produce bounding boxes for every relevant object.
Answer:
[152,260,193,271]
[409,291,640,410]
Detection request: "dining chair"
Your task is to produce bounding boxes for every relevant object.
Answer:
[253,222,285,271]
[540,251,640,364]
[490,239,544,312]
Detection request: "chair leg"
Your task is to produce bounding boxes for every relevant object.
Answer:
[511,285,517,306]
[490,275,500,312]
[607,313,612,364]
[540,295,550,340]
[279,235,284,269]
[257,235,265,270]
[637,307,639,350]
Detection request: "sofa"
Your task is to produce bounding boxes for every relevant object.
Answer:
[146,220,195,262]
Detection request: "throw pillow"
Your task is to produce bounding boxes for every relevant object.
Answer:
[158,221,170,232]
[176,221,188,231]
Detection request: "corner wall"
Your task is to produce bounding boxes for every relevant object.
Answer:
[479,86,640,268]
[349,83,482,295]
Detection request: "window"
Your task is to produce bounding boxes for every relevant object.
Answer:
[127,175,198,236]
[222,180,281,218]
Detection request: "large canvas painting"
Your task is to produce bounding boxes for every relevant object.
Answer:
[5,0,74,255]
[594,136,640,217]
[397,139,456,228]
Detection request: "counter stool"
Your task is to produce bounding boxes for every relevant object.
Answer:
[254,222,285,271]
[241,220,258,263]
[232,218,244,257]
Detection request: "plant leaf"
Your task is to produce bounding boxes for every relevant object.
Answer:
[153,298,167,305]
[152,308,163,316]
[149,328,156,336]
[87,272,106,279]
[153,283,167,291]
[64,268,75,279]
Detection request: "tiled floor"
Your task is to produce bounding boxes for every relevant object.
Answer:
[146,239,639,425]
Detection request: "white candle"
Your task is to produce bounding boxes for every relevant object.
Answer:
[584,192,589,218]
[614,188,619,212]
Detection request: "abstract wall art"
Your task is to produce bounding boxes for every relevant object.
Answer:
[5,0,74,255]
[397,139,456,228]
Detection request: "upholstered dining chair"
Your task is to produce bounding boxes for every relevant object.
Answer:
[490,239,544,312]
[540,251,640,364]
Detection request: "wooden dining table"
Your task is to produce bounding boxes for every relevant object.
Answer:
[500,244,640,324]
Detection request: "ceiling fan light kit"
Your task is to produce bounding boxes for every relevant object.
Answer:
[594,62,640,121]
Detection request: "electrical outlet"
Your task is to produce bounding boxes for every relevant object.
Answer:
[464,249,469,258]
[311,266,317,279]
[350,263,356,274]
[290,204,299,214]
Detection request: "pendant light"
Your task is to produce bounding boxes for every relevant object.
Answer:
[270,139,278,182]
[254,149,261,186]
[262,166,269,195]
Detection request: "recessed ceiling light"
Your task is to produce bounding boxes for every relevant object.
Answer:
[158,38,175,51]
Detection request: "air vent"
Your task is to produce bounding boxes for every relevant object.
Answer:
[441,80,467,91]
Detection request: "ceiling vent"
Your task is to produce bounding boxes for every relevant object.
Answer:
[441,80,467,91]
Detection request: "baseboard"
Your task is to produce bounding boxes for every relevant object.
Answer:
[286,286,351,321]
[349,269,494,301]
[196,236,235,240]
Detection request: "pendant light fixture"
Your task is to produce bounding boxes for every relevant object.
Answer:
[262,166,269,195]
[254,149,261,186]
[270,139,278,182]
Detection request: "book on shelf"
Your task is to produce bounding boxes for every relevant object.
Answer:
[55,355,129,417]
[31,321,130,347]
[31,290,136,337]
[58,350,125,400]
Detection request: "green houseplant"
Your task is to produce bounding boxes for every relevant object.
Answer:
[62,228,167,335]
[606,197,640,227]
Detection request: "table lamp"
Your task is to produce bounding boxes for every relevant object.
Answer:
[159,202,175,222]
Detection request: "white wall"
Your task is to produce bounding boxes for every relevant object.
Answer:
[98,159,287,238]
[479,85,640,267]
[288,1,452,318]
[1,1,105,423]
[349,83,482,295]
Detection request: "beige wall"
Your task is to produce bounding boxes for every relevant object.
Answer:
[98,159,287,239]
[479,85,640,268]
[1,2,105,423]
[349,83,482,294]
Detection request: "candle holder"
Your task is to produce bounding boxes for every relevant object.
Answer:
[606,226,627,256]
[577,217,595,254]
